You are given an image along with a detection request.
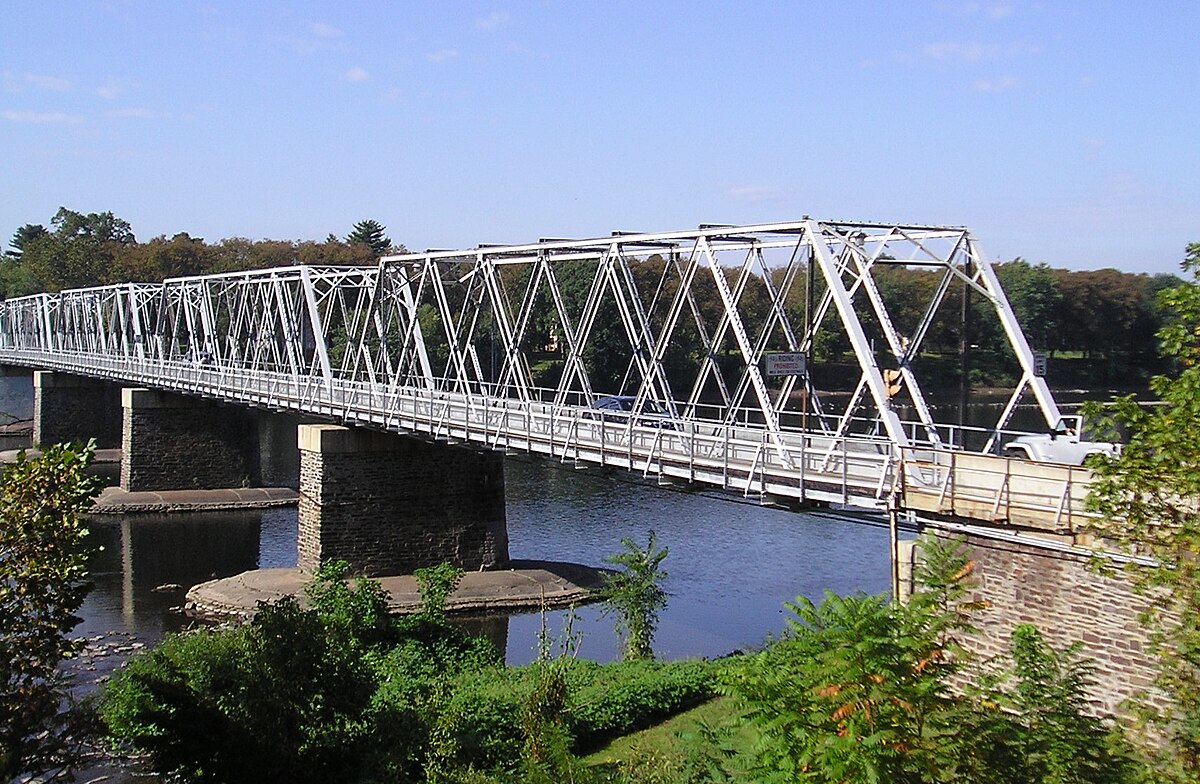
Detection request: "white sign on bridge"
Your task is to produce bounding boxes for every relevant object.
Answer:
[765,352,806,377]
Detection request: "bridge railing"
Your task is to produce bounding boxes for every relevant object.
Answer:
[897,446,1098,534]
[0,342,905,510]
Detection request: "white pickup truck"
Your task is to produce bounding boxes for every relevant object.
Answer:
[1002,415,1120,465]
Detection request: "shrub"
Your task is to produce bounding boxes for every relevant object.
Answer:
[600,532,669,661]
[0,442,102,782]
[568,659,716,750]
[102,556,508,784]
[414,658,720,775]
[101,597,385,784]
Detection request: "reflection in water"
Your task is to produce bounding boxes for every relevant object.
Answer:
[75,461,892,667]
[79,512,264,640]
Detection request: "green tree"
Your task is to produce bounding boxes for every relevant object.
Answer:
[600,531,669,661]
[1084,241,1200,776]
[995,259,1062,351]
[16,207,137,291]
[4,223,48,259]
[721,535,1137,784]
[721,534,980,783]
[968,624,1135,784]
[347,219,392,257]
[0,443,102,782]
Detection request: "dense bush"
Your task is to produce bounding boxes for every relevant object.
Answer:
[568,659,714,750]
[100,559,716,782]
[720,534,1142,784]
[101,564,501,784]
[425,658,718,774]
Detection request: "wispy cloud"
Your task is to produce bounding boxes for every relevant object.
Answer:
[3,110,82,124]
[939,2,1015,19]
[971,75,1019,92]
[727,185,787,204]
[344,66,369,82]
[922,40,1039,63]
[426,48,459,63]
[287,22,346,54]
[95,78,136,100]
[25,73,71,91]
[506,42,536,57]
[106,107,170,119]
[310,21,343,38]
[3,72,72,92]
[475,12,509,31]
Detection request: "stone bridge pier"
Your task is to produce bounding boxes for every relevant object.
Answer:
[120,388,261,492]
[901,525,1161,718]
[297,424,508,577]
[33,370,123,448]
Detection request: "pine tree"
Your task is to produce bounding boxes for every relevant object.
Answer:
[346,219,391,256]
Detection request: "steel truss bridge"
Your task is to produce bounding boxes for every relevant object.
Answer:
[0,219,1074,515]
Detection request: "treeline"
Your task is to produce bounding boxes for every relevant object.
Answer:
[0,207,400,296]
[1,208,1182,389]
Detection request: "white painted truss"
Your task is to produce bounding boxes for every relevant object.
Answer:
[0,219,1063,510]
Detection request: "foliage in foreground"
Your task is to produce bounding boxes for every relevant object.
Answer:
[720,534,1139,784]
[1084,241,1200,778]
[0,442,102,783]
[600,531,669,661]
[101,560,715,783]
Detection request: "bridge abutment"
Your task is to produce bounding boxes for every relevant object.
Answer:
[120,388,261,492]
[296,424,508,577]
[903,527,1161,717]
[33,371,122,448]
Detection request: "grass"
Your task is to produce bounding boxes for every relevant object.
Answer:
[581,696,755,779]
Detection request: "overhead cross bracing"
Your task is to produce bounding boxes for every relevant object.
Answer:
[0,219,1064,511]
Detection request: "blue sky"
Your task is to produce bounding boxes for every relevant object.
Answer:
[2,1,1196,273]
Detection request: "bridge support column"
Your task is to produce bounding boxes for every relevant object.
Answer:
[903,527,1161,717]
[121,388,260,492]
[33,371,122,448]
[297,425,508,577]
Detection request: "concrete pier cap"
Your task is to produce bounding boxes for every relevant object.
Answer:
[298,423,407,454]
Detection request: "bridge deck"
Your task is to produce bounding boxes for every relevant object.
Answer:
[1,349,902,510]
[2,349,1101,533]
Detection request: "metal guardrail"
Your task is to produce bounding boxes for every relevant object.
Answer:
[0,347,903,511]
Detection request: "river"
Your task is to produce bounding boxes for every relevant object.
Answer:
[2,372,1120,668]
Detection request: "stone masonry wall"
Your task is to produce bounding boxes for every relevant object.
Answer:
[121,388,260,492]
[297,425,508,577]
[33,371,123,448]
[918,528,1161,717]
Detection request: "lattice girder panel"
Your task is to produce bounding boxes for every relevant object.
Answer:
[0,221,1061,459]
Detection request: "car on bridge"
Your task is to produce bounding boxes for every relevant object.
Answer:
[1002,415,1119,465]
[589,395,677,429]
